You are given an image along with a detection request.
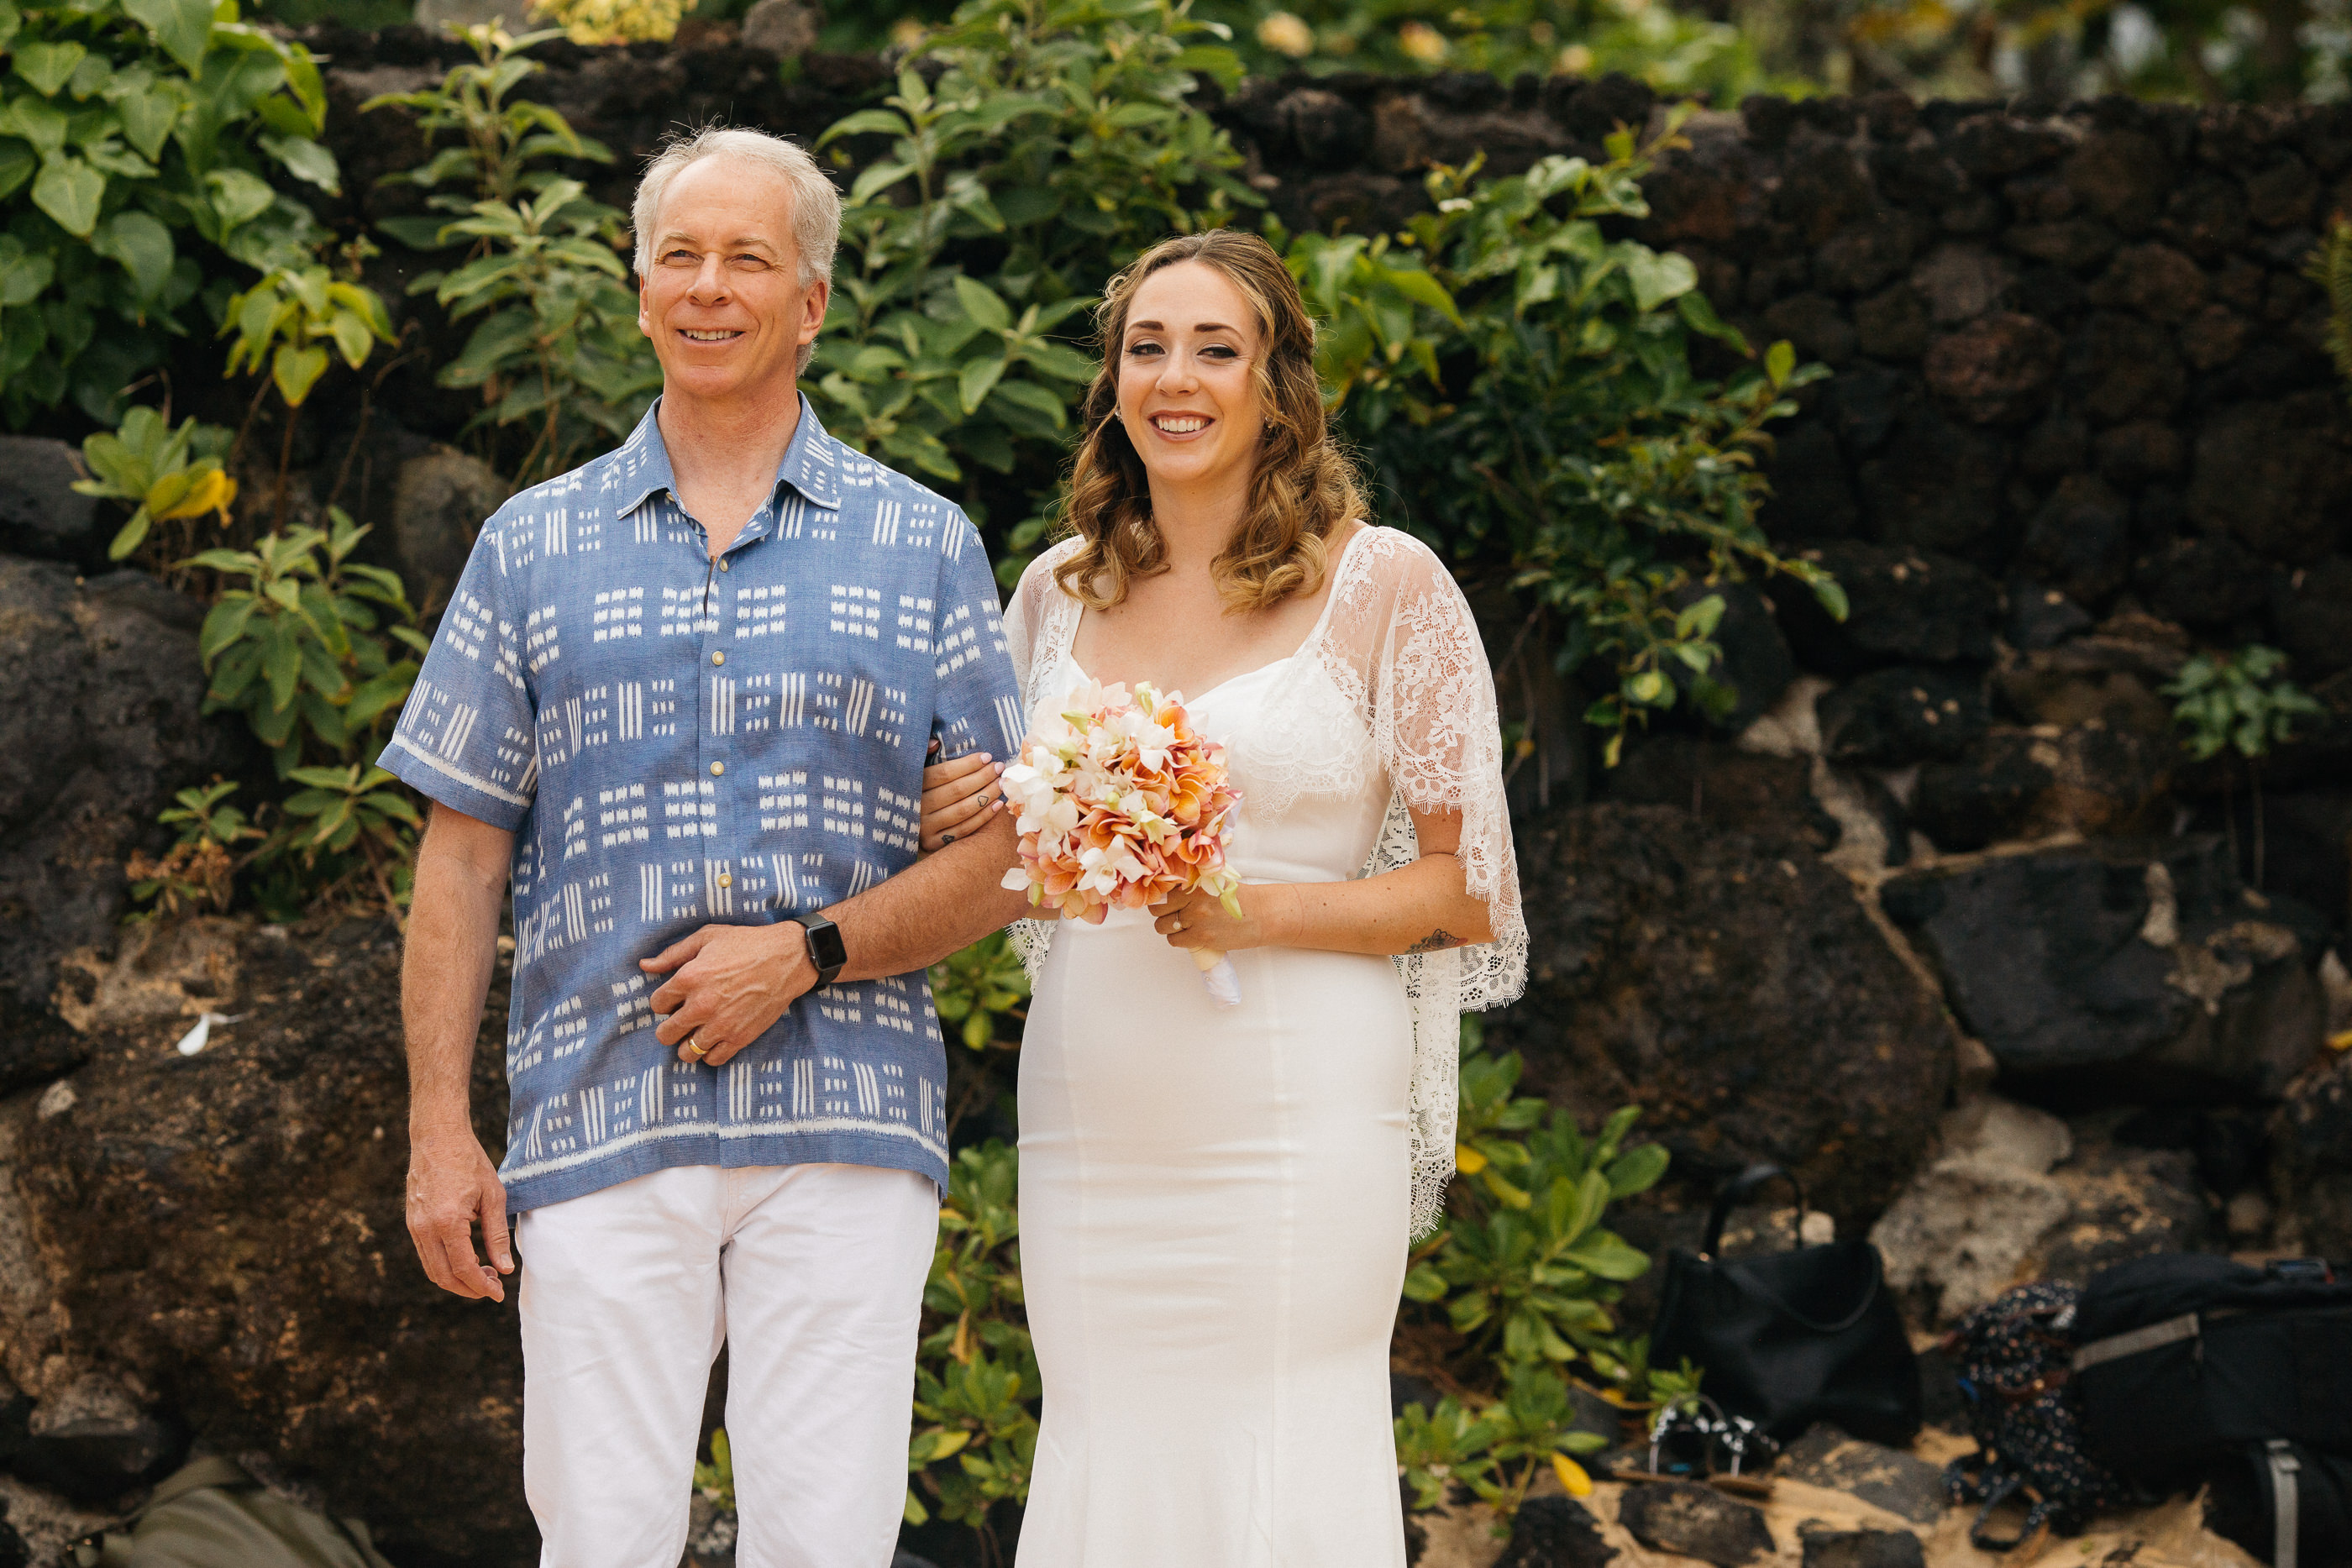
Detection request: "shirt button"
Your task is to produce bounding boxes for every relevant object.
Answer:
[717,873,733,888]
[711,650,726,666]
[719,559,731,572]
[710,762,725,776]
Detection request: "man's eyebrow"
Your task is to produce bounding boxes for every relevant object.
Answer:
[659,232,782,251]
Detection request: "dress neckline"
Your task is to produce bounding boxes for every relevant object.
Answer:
[1058,524,1373,704]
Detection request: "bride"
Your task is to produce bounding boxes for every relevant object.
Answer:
[928,228,1525,1565]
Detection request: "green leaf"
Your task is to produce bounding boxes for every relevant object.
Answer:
[91,210,175,301]
[816,108,911,144]
[124,0,216,76]
[1604,1141,1670,1198]
[199,596,258,662]
[271,342,329,406]
[108,506,153,561]
[952,275,1012,333]
[32,154,104,237]
[1620,245,1697,313]
[1764,339,1796,389]
[0,3,18,50]
[262,623,301,713]
[0,139,31,202]
[328,309,375,369]
[958,354,1006,416]
[206,167,276,228]
[114,85,179,162]
[0,233,52,306]
[260,131,338,192]
[12,42,87,98]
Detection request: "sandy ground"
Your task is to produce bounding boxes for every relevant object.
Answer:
[1415,1429,2268,1568]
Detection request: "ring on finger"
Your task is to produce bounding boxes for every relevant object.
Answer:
[684,1033,709,1060]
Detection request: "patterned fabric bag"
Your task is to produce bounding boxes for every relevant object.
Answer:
[1940,1281,2138,1551]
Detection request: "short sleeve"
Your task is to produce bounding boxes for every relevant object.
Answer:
[928,509,1026,763]
[381,518,539,830]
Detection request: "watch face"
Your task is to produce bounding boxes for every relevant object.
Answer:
[806,918,848,971]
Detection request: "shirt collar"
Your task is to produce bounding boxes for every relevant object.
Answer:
[614,393,848,522]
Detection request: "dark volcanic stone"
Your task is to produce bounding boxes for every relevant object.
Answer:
[1857,413,2010,557]
[2061,131,2174,234]
[1818,667,1988,766]
[2271,1052,2352,1257]
[1909,244,2015,325]
[2138,535,2271,630]
[1910,723,2172,849]
[2159,173,2251,260]
[1489,805,1954,1226]
[1801,1529,1928,1568]
[0,439,102,570]
[1924,312,2063,425]
[1278,88,1369,169]
[1854,284,1929,360]
[1761,293,1856,366]
[2187,395,2352,564]
[2271,556,2352,677]
[1496,1495,1617,1568]
[2092,421,2185,486]
[1619,1481,1775,1566]
[14,919,532,1564]
[1912,732,2055,851]
[1605,737,1835,847]
[2177,304,2249,370]
[2005,218,2119,272]
[1775,543,2003,675]
[2008,581,2094,649]
[1880,835,2323,1099]
[10,1411,181,1505]
[2086,243,2207,322]
[2067,312,2187,426]
[2022,473,2132,606]
[1780,1425,1947,1526]
[1759,422,1860,543]
[0,559,254,1072]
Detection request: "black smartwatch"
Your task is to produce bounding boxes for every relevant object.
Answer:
[797,910,846,989]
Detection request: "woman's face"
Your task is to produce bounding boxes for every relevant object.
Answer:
[1116,260,1266,497]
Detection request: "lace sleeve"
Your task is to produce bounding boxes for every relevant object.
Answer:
[1315,527,1528,1239]
[1000,543,1082,983]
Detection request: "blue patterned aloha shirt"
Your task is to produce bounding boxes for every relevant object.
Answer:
[383,396,1025,1212]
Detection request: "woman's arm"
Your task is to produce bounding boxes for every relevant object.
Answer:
[1147,806,1493,958]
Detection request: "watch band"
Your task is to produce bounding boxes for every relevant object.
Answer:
[798,910,847,988]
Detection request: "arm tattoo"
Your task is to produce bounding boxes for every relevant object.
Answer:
[1407,928,1465,955]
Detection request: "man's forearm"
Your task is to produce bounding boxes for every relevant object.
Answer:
[828,806,1030,983]
[403,832,508,1132]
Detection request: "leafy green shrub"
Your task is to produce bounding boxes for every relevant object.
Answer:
[365,27,655,485]
[74,403,235,559]
[528,0,688,45]
[1394,1363,1613,1523]
[189,507,426,774]
[907,1139,1037,1532]
[126,779,260,915]
[810,0,1258,564]
[929,930,1030,1051]
[2165,643,2325,891]
[0,0,339,424]
[1301,123,1837,762]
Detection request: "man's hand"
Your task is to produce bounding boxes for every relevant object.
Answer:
[642,922,814,1067]
[407,1121,513,1302]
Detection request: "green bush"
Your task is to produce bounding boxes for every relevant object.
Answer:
[1299,121,1838,760]
[0,0,339,424]
[365,26,658,485]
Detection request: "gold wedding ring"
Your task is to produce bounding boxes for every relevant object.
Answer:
[684,1034,709,1060]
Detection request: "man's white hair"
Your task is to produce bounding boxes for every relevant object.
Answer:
[633,126,842,372]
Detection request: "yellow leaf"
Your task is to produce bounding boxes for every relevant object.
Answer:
[2329,1028,2352,1052]
[1454,1143,1488,1174]
[1551,1453,1593,1497]
[156,467,235,522]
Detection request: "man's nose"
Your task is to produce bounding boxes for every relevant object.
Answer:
[689,254,729,302]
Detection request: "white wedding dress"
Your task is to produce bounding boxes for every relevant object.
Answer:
[1001,526,1526,1567]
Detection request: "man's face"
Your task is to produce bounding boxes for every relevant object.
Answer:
[637,155,827,405]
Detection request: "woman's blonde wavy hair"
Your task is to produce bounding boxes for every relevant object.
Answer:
[1053,228,1365,613]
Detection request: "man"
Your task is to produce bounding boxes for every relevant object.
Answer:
[386,125,1027,1568]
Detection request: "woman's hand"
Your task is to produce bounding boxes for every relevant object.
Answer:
[920,738,1005,854]
[1149,884,1287,953]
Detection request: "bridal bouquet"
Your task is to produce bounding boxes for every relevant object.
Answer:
[997,678,1246,1006]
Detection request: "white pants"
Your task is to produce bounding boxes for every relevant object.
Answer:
[517,1162,938,1568]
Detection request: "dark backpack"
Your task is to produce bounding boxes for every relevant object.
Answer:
[1939,1281,2137,1551]
[2202,1440,2352,1568]
[2071,1253,2352,1483]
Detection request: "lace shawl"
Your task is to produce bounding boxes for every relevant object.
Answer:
[999,527,1529,1240]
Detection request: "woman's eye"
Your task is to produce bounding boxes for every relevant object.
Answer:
[1201,344,1237,359]
[1126,342,1163,357]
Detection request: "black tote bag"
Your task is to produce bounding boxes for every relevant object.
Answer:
[1648,1163,1922,1446]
